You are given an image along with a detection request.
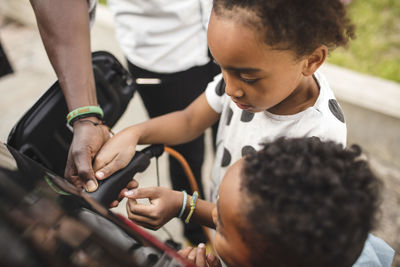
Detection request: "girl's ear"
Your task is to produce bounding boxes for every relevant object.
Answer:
[302,45,328,76]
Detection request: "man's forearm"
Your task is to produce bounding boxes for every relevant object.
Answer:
[30,0,97,110]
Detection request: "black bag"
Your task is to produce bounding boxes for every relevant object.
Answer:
[7,51,134,177]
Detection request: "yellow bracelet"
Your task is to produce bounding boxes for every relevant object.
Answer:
[185,191,198,224]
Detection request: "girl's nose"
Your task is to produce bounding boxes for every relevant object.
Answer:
[224,77,244,98]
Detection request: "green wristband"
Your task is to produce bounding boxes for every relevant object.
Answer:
[66,106,104,125]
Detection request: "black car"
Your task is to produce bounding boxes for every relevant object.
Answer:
[0,142,191,267]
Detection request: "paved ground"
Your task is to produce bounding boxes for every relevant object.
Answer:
[1,15,398,266]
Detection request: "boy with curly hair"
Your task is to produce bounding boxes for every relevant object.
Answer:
[130,137,392,267]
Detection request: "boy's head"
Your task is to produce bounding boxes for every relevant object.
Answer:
[208,0,355,114]
[212,137,381,267]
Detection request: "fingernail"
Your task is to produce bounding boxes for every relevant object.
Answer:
[85,180,97,192]
[125,189,136,196]
[198,243,205,249]
[96,171,104,179]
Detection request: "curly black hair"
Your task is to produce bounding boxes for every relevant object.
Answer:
[240,137,381,267]
[213,0,355,57]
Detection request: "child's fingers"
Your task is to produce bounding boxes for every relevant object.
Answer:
[126,199,155,217]
[116,179,139,202]
[206,253,222,267]
[195,243,207,267]
[124,187,159,200]
[117,188,128,201]
[126,212,153,224]
[187,247,198,262]
[126,179,139,189]
[178,246,194,258]
[126,208,159,229]
[94,159,124,180]
[92,149,116,174]
[126,199,163,230]
[94,150,134,180]
[110,200,119,208]
[109,188,130,208]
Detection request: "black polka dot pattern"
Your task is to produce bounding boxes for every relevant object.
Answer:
[328,99,345,123]
[241,146,256,157]
[226,107,233,126]
[240,110,254,122]
[221,148,232,167]
[215,78,226,96]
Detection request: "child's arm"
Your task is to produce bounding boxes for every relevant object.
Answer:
[93,93,219,180]
[125,187,216,230]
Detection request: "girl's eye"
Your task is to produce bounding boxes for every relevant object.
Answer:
[239,76,259,84]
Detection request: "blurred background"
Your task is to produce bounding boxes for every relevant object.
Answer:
[328,0,400,84]
[0,0,399,265]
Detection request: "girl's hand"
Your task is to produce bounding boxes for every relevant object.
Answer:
[93,127,139,180]
[125,187,183,230]
[109,179,139,208]
[178,244,222,267]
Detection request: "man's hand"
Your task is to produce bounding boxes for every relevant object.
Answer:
[65,119,110,192]
[178,245,221,267]
[125,187,182,230]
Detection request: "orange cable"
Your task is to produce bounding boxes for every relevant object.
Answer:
[164,146,214,250]
[164,146,200,196]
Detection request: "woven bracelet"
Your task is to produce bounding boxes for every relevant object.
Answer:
[185,191,198,224]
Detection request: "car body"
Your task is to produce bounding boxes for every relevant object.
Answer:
[0,142,192,267]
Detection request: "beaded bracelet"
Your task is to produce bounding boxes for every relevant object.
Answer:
[178,190,187,218]
[66,106,104,126]
[185,191,198,224]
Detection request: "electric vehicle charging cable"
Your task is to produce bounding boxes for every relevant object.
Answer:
[164,146,214,250]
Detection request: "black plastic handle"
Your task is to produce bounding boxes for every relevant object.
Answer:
[87,144,164,207]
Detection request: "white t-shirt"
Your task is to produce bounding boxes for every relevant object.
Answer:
[105,0,212,73]
[205,71,347,202]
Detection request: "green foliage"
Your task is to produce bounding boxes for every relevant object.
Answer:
[328,0,400,83]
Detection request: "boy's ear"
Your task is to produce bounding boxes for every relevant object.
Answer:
[302,45,328,76]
